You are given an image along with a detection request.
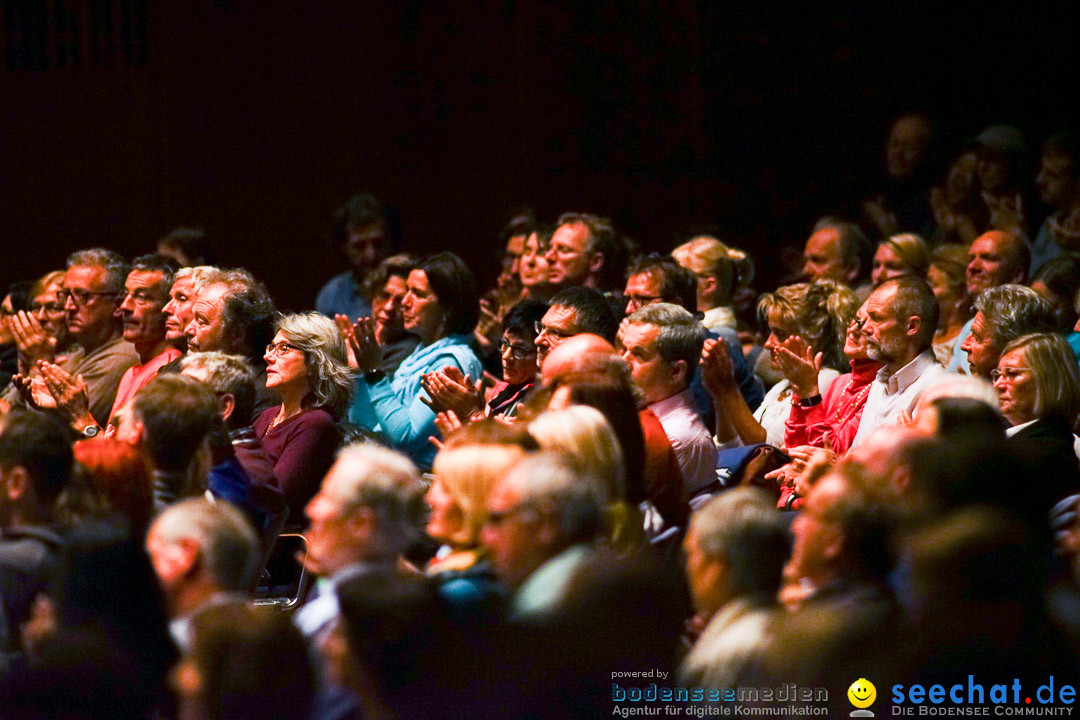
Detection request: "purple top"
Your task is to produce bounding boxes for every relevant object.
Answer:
[253,407,340,523]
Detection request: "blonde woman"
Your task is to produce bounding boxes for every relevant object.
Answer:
[672,235,754,333]
[871,232,930,287]
[426,420,536,614]
[528,405,643,550]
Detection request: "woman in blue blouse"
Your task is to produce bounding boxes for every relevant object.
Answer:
[348,251,482,469]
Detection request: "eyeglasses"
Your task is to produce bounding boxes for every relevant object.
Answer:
[990,367,1030,383]
[265,341,303,357]
[534,321,575,342]
[29,301,66,315]
[499,339,536,359]
[851,316,867,332]
[57,289,120,306]
[625,294,662,308]
[0,307,13,318]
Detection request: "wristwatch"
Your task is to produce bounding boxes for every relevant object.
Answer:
[364,368,386,384]
[794,394,823,408]
[82,424,102,438]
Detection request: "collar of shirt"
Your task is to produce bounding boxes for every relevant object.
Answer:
[877,350,938,396]
[648,387,696,420]
[1005,419,1038,438]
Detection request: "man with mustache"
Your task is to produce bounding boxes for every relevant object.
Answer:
[850,277,950,448]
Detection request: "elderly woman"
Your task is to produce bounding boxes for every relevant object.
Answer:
[349,251,483,471]
[702,280,858,449]
[994,333,1080,510]
[870,232,930,287]
[783,308,883,455]
[254,312,352,518]
[0,271,78,407]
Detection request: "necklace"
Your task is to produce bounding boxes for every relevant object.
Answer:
[835,383,872,424]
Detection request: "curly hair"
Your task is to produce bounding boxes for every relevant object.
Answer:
[757,280,859,372]
[276,312,354,419]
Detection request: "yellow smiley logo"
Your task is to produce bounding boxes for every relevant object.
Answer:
[848,678,876,709]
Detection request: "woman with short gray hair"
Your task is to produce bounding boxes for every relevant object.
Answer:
[253,312,353,518]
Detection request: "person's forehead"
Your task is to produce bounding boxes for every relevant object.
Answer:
[193,284,228,312]
[543,304,579,328]
[805,229,839,257]
[383,275,408,293]
[487,476,522,510]
[970,311,987,335]
[623,321,660,348]
[347,223,387,242]
[171,276,195,294]
[1041,152,1074,173]
[64,264,107,289]
[865,285,898,315]
[126,269,166,290]
[406,269,429,290]
[626,271,663,294]
[552,222,589,251]
[998,347,1027,367]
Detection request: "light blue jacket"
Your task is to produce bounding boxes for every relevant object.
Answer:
[349,334,482,470]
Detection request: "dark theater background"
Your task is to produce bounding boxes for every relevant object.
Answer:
[2,0,1078,308]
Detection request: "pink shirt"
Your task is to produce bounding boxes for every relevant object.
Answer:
[108,347,183,421]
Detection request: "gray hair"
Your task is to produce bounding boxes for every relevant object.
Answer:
[151,497,259,592]
[1000,333,1080,421]
[181,352,256,426]
[175,265,219,295]
[66,248,130,293]
[276,312,354,419]
[503,453,604,544]
[328,443,426,554]
[626,302,707,369]
[974,284,1057,349]
[690,487,791,600]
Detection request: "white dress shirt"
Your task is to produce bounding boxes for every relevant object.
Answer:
[649,388,718,497]
[851,350,952,448]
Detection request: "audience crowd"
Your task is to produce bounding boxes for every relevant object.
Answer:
[4,115,1080,718]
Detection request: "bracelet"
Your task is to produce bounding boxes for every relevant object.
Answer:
[794,394,823,408]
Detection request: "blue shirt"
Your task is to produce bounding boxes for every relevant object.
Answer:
[316,271,372,321]
[350,335,483,470]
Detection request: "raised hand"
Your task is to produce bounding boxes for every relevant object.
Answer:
[432,409,463,440]
[773,335,823,398]
[349,317,382,373]
[38,361,95,428]
[700,338,737,398]
[9,310,56,370]
[420,367,484,420]
[11,373,57,410]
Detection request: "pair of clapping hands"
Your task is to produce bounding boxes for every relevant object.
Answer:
[699,334,823,398]
[11,360,96,431]
[6,310,59,372]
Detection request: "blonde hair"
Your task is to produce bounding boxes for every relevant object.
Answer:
[528,405,625,505]
[1000,333,1080,421]
[880,233,930,277]
[672,235,754,305]
[431,443,529,547]
[757,280,858,372]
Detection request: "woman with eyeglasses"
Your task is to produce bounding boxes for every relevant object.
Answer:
[349,252,483,471]
[993,332,1080,512]
[254,312,353,519]
[1,271,79,406]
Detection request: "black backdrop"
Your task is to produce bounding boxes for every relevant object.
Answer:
[2,0,1078,308]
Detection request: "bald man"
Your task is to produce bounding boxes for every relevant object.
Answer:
[540,334,617,389]
[948,230,1030,373]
